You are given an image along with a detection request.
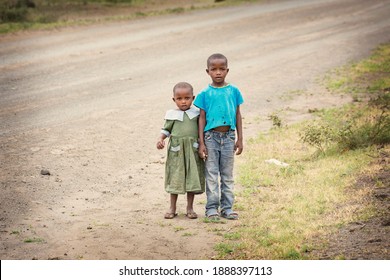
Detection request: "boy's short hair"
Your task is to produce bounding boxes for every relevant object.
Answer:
[207,53,228,68]
[173,82,193,95]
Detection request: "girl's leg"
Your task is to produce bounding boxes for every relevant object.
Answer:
[186,192,197,219]
[165,194,178,219]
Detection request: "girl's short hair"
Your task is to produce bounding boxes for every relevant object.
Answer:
[173,82,193,94]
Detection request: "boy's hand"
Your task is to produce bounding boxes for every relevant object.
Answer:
[235,139,243,155]
[198,143,208,160]
[156,139,165,149]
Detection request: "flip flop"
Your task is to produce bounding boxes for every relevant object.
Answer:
[186,212,198,219]
[164,213,178,219]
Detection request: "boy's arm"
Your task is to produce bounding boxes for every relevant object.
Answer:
[235,105,243,155]
[198,109,208,159]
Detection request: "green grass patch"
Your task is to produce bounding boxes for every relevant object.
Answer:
[24,237,45,243]
[324,44,390,97]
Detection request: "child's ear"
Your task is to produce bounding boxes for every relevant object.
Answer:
[172,97,175,102]
[192,96,195,100]
[227,68,230,73]
[206,69,209,74]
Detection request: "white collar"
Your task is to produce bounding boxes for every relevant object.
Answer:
[164,107,200,121]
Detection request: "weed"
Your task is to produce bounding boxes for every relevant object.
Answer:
[268,112,282,128]
[224,232,241,240]
[299,122,335,153]
[214,243,234,257]
[24,237,45,243]
[203,217,226,224]
[173,226,185,232]
[283,248,301,260]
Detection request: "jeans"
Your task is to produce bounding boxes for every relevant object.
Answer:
[204,130,235,217]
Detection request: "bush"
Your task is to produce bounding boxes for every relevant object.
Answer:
[300,92,390,153]
[0,1,35,23]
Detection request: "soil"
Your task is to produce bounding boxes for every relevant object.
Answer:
[0,0,389,260]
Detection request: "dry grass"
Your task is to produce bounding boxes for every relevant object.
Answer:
[219,127,378,259]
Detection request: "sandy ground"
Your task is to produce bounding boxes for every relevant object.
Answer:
[0,0,389,260]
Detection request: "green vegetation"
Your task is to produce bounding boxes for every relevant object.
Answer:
[24,237,45,243]
[0,0,264,34]
[214,43,389,259]
[303,44,389,153]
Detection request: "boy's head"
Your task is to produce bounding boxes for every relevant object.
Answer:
[207,53,228,68]
[172,82,194,111]
[206,53,229,87]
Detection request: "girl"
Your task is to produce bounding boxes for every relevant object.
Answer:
[157,82,205,219]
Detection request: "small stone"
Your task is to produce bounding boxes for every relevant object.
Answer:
[40,169,51,176]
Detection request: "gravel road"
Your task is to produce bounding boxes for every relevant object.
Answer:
[1,0,389,259]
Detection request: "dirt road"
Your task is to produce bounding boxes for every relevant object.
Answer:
[1,0,389,260]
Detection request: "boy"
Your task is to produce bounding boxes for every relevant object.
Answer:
[194,53,244,220]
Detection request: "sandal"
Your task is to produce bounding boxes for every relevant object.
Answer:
[186,212,198,219]
[221,212,239,220]
[206,214,220,221]
[164,213,178,219]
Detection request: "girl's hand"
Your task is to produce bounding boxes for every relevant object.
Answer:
[156,139,165,149]
[198,143,208,160]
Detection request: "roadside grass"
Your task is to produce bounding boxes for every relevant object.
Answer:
[214,43,389,259]
[0,0,264,34]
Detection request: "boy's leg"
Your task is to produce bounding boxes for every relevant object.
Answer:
[220,130,236,217]
[204,131,221,217]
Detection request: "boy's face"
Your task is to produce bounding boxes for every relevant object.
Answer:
[206,58,229,86]
[173,87,194,111]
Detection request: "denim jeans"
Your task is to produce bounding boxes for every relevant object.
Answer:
[204,130,235,217]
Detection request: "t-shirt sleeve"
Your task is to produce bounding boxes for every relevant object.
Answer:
[235,87,244,106]
[193,92,205,110]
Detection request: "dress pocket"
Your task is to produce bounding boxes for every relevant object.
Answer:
[170,145,180,152]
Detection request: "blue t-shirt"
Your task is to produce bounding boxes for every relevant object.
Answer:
[194,84,244,131]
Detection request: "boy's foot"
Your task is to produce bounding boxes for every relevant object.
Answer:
[221,212,239,220]
[186,212,198,219]
[164,213,178,219]
[206,214,220,221]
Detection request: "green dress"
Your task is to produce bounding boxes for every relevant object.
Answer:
[162,108,205,194]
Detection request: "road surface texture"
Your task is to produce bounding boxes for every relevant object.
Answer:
[1,0,389,259]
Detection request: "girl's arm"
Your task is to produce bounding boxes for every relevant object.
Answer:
[235,105,243,155]
[198,109,208,159]
[157,119,173,149]
[156,133,167,149]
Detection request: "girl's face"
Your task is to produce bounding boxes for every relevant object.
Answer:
[173,87,194,111]
[206,58,229,87]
